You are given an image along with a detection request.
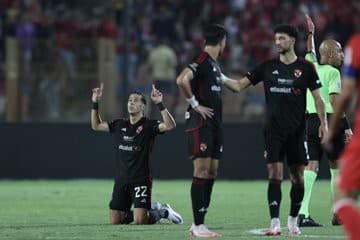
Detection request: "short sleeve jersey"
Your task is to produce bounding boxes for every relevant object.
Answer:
[305,52,341,114]
[246,57,321,133]
[188,51,223,125]
[108,117,161,183]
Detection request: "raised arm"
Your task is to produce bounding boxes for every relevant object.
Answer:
[150,85,176,132]
[176,67,214,119]
[311,89,328,140]
[220,74,252,92]
[91,83,110,132]
[305,14,316,54]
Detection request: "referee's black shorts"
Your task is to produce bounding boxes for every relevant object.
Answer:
[264,127,308,166]
[306,113,346,162]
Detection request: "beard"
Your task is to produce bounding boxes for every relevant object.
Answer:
[278,47,290,55]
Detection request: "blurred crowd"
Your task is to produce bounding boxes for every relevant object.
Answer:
[0,0,359,122]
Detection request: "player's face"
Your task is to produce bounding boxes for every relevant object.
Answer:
[329,43,344,67]
[275,33,294,54]
[127,94,145,115]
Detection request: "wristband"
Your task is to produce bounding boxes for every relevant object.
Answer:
[92,102,99,110]
[306,31,313,36]
[156,102,166,111]
[220,73,230,85]
[186,95,199,109]
[341,117,350,129]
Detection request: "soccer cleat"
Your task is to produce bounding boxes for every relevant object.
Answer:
[151,201,161,210]
[288,216,301,236]
[265,218,281,236]
[189,223,223,238]
[332,214,342,226]
[298,214,323,227]
[161,203,183,224]
[265,226,281,236]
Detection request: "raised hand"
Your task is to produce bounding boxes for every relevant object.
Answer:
[92,82,104,103]
[151,84,163,104]
[305,14,315,33]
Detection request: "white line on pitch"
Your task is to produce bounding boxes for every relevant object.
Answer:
[247,228,346,239]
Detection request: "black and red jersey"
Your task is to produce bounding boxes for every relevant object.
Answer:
[108,117,161,183]
[246,57,321,133]
[187,51,223,125]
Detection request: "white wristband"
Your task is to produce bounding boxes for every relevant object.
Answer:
[220,73,230,84]
[186,95,199,109]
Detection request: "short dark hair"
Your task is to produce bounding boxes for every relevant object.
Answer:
[129,91,147,105]
[203,24,227,46]
[274,24,298,39]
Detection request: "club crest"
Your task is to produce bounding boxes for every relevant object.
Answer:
[294,69,302,78]
[200,143,207,152]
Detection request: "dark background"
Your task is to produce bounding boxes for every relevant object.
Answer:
[0,123,333,179]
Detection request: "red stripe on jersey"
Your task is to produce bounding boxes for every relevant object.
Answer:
[195,52,208,64]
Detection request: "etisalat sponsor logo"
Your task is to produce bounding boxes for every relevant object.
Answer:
[269,86,292,93]
[118,144,142,151]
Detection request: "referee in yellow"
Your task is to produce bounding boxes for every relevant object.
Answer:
[298,14,353,227]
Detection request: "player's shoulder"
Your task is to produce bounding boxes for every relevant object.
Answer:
[192,51,210,65]
[143,117,160,126]
[297,57,317,71]
[254,58,277,68]
[109,118,128,126]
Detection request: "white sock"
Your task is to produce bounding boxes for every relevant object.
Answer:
[288,216,298,227]
[271,218,280,227]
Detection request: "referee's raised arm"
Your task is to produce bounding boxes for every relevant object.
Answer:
[91,82,110,132]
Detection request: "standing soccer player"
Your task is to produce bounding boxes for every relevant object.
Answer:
[298,15,353,227]
[91,83,183,225]
[176,24,236,238]
[220,24,327,236]
[324,32,360,240]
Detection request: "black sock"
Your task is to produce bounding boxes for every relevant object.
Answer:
[268,179,282,219]
[123,211,133,224]
[191,177,207,225]
[148,209,167,224]
[290,183,304,217]
[204,179,214,208]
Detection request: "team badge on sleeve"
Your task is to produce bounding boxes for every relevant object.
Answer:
[294,69,302,78]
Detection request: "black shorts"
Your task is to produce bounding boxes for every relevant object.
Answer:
[109,180,152,211]
[306,113,346,161]
[264,127,308,166]
[185,110,223,160]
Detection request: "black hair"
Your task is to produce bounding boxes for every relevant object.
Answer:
[129,91,146,105]
[203,24,227,46]
[274,24,299,39]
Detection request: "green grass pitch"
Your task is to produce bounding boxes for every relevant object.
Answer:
[0,180,346,239]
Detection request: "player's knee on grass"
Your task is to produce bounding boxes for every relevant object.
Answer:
[109,210,127,224]
[133,209,148,224]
